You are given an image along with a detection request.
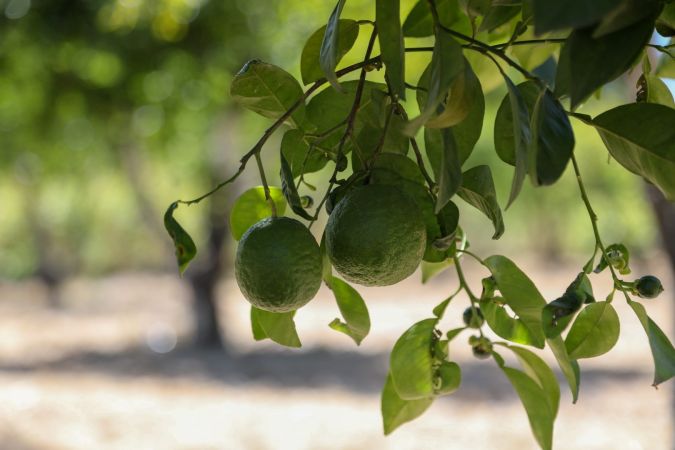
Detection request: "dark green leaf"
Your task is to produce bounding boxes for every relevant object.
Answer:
[403,0,463,37]
[328,276,371,345]
[406,29,464,135]
[502,75,533,207]
[532,0,620,34]
[381,372,434,435]
[480,297,539,346]
[164,202,197,276]
[390,318,437,399]
[495,357,555,450]
[320,0,348,91]
[370,153,426,185]
[555,17,655,109]
[528,89,575,186]
[479,0,521,32]
[280,151,314,220]
[320,233,332,284]
[628,300,675,386]
[592,0,660,37]
[231,60,306,128]
[656,3,675,37]
[435,361,461,395]
[229,187,287,240]
[542,291,584,339]
[458,166,504,239]
[565,301,620,359]
[435,129,462,213]
[250,307,302,348]
[432,201,460,251]
[281,129,330,178]
[592,103,675,201]
[494,80,539,166]
[376,0,406,99]
[501,344,560,418]
[301,20,359,85]
[484,255,546,347]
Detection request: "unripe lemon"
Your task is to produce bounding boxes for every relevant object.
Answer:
[325,184,426,287]
[235,217,322,312]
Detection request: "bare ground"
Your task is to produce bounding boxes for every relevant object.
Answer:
[0,257,672,450]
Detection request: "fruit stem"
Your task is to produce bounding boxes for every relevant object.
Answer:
[570,153,631,303]
[452,253,484,338]
[255,152,277,217]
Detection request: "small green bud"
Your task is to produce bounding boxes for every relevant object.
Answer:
[462,306,484,329]
[300,195,314,209]
[469,335,492,360]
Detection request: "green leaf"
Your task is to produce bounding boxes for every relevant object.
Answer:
[502,75,533,207]
[421,259,454,283]
[501,344,560,418]
[320,233,333,284]
[528,89,575,186]
[547,336,580,403]
[229,187,287,240]
[381,372,434,435]
[281,129,330,178]
[432,201,460,251]
[479,0,521,32]
[376,0,406,100]
[250,307,302,348]
[656,2,675,37]
[280,151,314,220]
[555,17,655,109]
[328,277,371,345]
[435,129,462,213]
[594,243,631,275]
[592,0,660,37]
[628,300,675,386]
[494,80,539,165]
[390,318,437,399]
[435,361,461,395]
[163,202,197,276]
[542,292,584,339]
[592,103,675,201]
[484,255,546,348]
[495,357,556,450]
[301,20,359,85]
[230,60,306,128]
[320,0,348,92]
[642,74,675,108]
[565,301,620,359]
[370,153,426,185]
[458,166,505,239]
[480,297,539,346]
[406,28,464,135]
[426,62,475,129]
[421,62,485,169]
[403,0,462,37]
[532,0,620,34]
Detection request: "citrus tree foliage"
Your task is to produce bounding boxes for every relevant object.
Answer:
[165,1,675,448]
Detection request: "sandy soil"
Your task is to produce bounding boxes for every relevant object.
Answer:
[0,258,672,450]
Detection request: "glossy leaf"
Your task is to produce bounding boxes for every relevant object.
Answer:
[164,202,197,276]
[494,80,539,166]
[502,75,533,207]
[406,28,464,135]
[501,344,560,418]
[458,166,504,239]
[320,0,348,91]
[496,358,555,450]
[480,297,539,346]
[532,0,620,34]
[301,19,359,85]
[555,17,655,109]
[592,103,675,201]
[229,187,287,240]
[484,255,546,348]
[592,0,660,37]
[390,318,437,399]
[328,276,371,345]
[250,307,301,348]
[376,0,406,99]
[547,336,580,403]
[230,60,306,128]
[528,89,575,186]
[280,151,314,220]
[565,301,620,359]
[381,372,434,435]
[435,129,462,213]
[628,300,675,386]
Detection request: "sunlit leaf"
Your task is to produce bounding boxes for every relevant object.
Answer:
[320,0,349,91]
[328,276,371,345]
[565,301,620,359]
[458,166,504,239]
[229,187,287,240]
[301,19,359,85]
[628,300,675,386]
[381,372,433,435]
[376,0,406,99]
[250,307,301,348]
[390,318,437,399]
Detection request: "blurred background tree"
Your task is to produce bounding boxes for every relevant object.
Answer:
[0,0,670,349]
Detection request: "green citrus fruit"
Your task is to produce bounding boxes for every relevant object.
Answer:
[325,184,426,287]
[462,306,484,328]
[235,216,322,312]
[635,275,664,299]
